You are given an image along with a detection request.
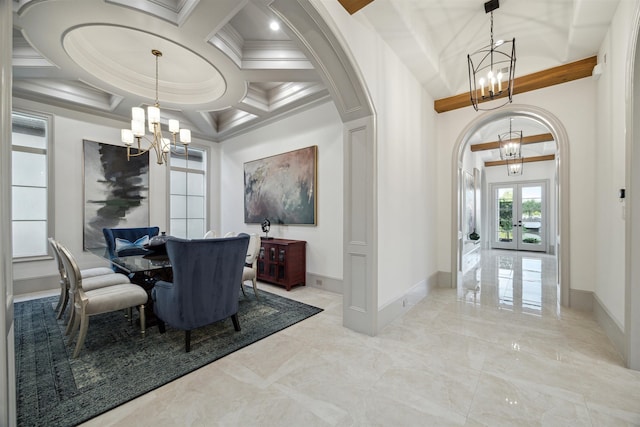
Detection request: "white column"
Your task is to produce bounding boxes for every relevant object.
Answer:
[343,117,377,335]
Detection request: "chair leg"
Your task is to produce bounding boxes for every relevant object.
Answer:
[252,277,259,299]
[67,310,80,344]
[65,301,76,336]
[185,330,191,353]
[55,282,68,319]
[73,314,90,358]
[139,304,146,335]
[231,313,241,331]
[240,281,247,297]
[157,319,166,334]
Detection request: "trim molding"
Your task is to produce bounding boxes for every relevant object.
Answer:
[437,271,453,288]
[306,272,343,294]
[593,294,625,359]
[377,272,438,332]
[13,275,58,297]
[569,288,593,311]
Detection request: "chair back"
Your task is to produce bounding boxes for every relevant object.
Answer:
[246,234,261,266]
[103,226,160,259]
[48,237,66,283]
[56,242,87,304]
[203,230,217,239]
[155,235,249,330]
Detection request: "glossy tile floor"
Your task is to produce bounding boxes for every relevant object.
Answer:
[74,250,640,426]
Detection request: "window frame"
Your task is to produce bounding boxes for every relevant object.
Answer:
[11,109,54,262]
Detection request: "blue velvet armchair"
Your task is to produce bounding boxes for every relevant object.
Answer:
[151,234,250,352]
[103,227,160,273]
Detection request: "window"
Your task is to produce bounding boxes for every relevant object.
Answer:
[169,147,206,239]
[11,111,52,259]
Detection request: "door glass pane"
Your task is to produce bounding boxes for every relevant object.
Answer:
[521,185,542,246]
[497,188,514,243]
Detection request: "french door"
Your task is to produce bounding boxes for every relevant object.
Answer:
[491,181,546,252]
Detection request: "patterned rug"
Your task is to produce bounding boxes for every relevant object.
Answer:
[15,288,322,426]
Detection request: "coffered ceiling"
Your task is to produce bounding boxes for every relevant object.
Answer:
[12,0,329,142]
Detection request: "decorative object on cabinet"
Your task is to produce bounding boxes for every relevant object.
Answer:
[244,146,317,225]
[83,139,149,250]
[257,238,306,291]
[261,218,272,240]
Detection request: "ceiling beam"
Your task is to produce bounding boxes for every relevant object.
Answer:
[470,133,554,152]
[434,56,597,113]
[484,154,555,167]
[337,0,374,15]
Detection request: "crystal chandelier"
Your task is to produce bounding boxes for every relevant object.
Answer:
[467,0,516,111]
[121,49,191,165]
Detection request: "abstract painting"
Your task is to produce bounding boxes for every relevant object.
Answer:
[244,146,317,225]
[83,140,149,250]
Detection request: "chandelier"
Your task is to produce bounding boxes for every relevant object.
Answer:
[121,49,191,165]
[467,0,516,111]
[498,119,522,160]
[507,156,523,176]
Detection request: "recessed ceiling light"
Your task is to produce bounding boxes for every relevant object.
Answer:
[270,21,280,31]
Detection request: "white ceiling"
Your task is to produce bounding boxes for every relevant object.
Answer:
[12,0,620,152]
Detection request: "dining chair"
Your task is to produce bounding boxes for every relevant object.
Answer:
[57,242,148,358]
[203,230,217,238]
[241,233,261,299]
[48,237,115,319]
[223,231,237,237]
[151,234,249,352]
[102,226,160,273]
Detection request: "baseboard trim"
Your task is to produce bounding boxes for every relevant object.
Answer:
[437,271,453,288]
[593,294,625,359]
[14,274,58,297]
[377,273,438,333]
[306,272,342,294]
[569,288,593,311]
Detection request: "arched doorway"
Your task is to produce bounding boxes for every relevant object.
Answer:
[450,105,571,307]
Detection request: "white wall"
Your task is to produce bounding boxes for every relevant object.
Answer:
[220,101,344,282]
[11,98,216,294]
[312,0,439,309]
[437,78,598,293]
[595,0,638,328]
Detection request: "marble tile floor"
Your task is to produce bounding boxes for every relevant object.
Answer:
[29,251,640,426]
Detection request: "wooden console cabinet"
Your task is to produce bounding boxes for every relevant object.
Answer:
[257,238,306,291]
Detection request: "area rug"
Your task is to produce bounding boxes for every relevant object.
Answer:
[15,288,322,426]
